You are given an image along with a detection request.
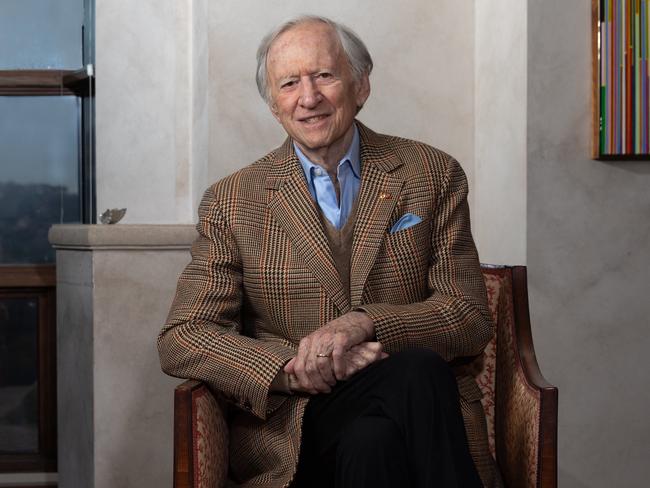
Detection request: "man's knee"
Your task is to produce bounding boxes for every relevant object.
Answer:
[387,348,455,388]
[337,415,402,461]
[335,415,409,487]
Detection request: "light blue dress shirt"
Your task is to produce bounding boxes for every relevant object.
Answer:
[294,125,361,230]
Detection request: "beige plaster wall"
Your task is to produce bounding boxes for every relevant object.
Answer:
[95,0,528,262]
[474,0,527,265]
[95,0,529,259]
[96,0,200,224]
[527,0,650,486]
[95,0,481,228]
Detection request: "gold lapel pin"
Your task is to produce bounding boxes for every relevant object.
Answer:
[379,192,392,200]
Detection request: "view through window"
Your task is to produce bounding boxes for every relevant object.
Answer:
[0,0,94,477]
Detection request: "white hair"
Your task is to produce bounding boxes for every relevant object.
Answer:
[255,15,373,104]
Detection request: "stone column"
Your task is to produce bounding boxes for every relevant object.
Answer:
[49,224,196,488]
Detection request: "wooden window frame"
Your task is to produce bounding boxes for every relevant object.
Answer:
[0,10,93,482]
[0,266,57,472]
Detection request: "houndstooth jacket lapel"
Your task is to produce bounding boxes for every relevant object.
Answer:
[350,123,405,306]
[265,138,351,314]
[265,122,407,313]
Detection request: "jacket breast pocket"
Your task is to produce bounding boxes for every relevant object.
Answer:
[382,219,430,265]
[370,219,431,304]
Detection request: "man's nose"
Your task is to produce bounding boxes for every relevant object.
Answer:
[298,78,322,108]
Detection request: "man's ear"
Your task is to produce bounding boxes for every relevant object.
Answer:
[355,72,371,108]
[270,101,281,123]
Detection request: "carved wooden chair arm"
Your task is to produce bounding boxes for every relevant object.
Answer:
[495,266,558,488]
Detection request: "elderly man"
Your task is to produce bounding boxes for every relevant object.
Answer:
[158,15,495,488]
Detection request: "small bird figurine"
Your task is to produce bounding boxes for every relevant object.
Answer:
[99,208,127,224]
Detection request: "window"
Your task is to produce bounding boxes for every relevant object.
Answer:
[0,0,94,475]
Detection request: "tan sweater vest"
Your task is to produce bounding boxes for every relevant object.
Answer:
[318,200,359,300]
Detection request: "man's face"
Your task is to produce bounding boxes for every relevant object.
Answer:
[266,22,370,157]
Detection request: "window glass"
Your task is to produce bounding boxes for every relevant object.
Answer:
[0,96,81,263]
[0,0,83,69]
[0,296,39,454]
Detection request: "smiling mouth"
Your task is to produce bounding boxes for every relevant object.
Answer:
[300,114,329,124]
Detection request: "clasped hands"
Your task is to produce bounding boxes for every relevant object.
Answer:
[283,311,387,394]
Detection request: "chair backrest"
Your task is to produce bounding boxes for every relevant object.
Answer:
[477,265,558,488]
[174,265,557,488]
[174,380,229,488]
[469,265,514,458]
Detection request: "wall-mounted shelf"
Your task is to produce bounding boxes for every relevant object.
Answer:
[0,68,94,97]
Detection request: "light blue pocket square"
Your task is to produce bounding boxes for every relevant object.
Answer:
[390,213,423,233]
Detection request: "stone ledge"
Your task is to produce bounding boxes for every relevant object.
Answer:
[49,224,197,250]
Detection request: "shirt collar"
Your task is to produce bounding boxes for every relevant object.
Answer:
[294,124,361,179]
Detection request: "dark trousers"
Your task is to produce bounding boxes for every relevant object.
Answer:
[293,349,482,488]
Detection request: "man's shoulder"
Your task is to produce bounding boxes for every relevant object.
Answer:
[359,123,460,175]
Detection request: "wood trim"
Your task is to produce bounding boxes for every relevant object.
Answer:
[0,287,57,472]
[174,380,201,488]
[0,70,76,96]
[0,266,56,288]
[511,266,558,488]
[62,68,94,97]
[0,482,58,488]
[511,267,556,390]
[37,287,57,471]
[1,485,56,488]
[590,0,650,160]
[0,454,55,473]
[595,153,650,161]
[592,0,600,159]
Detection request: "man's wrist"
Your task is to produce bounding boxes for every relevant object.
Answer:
[350,310,375,340]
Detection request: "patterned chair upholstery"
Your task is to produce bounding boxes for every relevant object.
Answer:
[173,265,558,488]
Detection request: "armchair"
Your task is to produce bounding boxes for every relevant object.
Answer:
[172,265,558,488]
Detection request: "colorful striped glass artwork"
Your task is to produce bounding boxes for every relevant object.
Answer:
[599,0,650,156]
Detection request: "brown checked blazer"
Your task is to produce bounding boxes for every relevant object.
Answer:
[158,122,496,487]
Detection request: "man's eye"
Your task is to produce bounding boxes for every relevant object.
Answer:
[318,72,332,79]
[281,80,296,89]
